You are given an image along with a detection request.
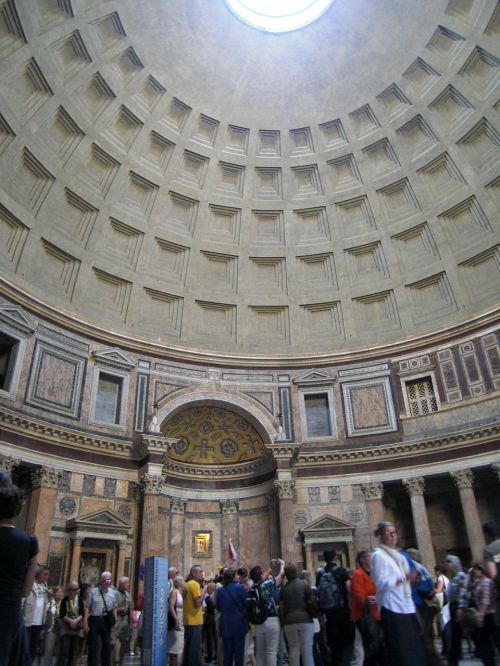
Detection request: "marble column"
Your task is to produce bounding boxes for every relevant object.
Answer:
[170,497,187,571]
[116,541,127,582]
[450,469,485,562]
[139,473,165,562]
[402,476,435,572]
[273,480,297,564]
[267,492,281,560]
[26,466,60,564]
[361,482,385,547]
[220,499,239,564]
[69,537,83,584]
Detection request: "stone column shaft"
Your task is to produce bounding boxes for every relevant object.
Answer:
[221,500,239,564]
[140,474,165,565]
[170,497,187,571]
[450,469,485,562]
[274,480,297,563]
[361,482,385,548]
[267,494,281,560]
[402,477,435,572]
[69,538,83,585]
[116,542,127,583]
[26,467,59,564]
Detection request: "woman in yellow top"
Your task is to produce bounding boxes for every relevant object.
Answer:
[183,565,207,666]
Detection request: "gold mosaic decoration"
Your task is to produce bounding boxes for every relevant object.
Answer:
[163,406,266,465]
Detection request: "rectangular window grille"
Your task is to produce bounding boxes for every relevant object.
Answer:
[304,392,332,437]
[95,372,123,424]
[406,377,438,416]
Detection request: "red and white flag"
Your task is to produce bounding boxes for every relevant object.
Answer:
[228,538,237,564]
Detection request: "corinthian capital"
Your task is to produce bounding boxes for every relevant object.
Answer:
[491,463,500,483]
[0,455,21,475]
[170,497,187,514]
[361,482,384,501]
[31,466,60,489]
[273,479,295,500]
[220,499,239,514]
[402,476,425,497]
[140,473,164,495]
[450,469,474,489]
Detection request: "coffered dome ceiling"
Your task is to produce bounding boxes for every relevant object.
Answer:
[0,0,498,360]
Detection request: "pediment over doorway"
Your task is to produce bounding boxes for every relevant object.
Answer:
[67,508,131,540]
[301,514,356,542]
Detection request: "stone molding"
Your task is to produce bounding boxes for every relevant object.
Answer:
[1,278,497,368]
[361,482,384,500]
[0,406,133,456]
[170,497,187,514]
[295,422,500,467]
[450,468,474,489]
[163,449,275,480]
[402,476,425,496]
[220,499,239,514]
[31,466,60,489]
[274,479,295,500]
[140,473,164,494]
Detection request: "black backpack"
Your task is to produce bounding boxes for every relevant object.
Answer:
[317,567,345,610]
[245,584,269,625]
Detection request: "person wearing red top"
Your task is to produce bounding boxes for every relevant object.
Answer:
[350,550,386,666]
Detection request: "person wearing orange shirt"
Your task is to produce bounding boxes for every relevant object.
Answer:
[350,550,386,666]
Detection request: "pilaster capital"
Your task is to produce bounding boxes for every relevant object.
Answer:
[0,454,21,474]
[72,537,83,547]
[402,476,425,497]
[140,473,164,495]
[450,469,474,489]
[31,466,60,489]
[170,497,187,514]
[361,482,384,501]
[220,499,239,514]
[273,479,295,500]
[491,463,500,483]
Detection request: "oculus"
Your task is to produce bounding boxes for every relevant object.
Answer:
[224,0,335,32]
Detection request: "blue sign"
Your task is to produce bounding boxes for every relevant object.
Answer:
[142,556,169,666]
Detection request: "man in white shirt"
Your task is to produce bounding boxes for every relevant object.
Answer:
[83,570,118,666]
[23,564,50,661]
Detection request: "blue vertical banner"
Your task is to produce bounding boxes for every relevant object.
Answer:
[142,556,169,666]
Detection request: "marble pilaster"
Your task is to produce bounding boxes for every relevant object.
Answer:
[273,480,297,563]
[116,541,127,582]
[139,473,166,562]
[450,469,485,562]
[361,482,385,547]
[170,497,187,570]
[267,492,281,559]
[26,466,60,564]
[69,537,83,584]
[220,499,239,564]
[402,476,435,572]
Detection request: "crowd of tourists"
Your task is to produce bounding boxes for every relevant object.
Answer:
[1,471,499,666]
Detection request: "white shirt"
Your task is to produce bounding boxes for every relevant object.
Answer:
[32,584,46,625]
[371,547,416,615]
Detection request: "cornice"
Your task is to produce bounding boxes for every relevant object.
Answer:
[0,276,498,368]
[163,449,275,480]
[0,406,134,458]
[295,423,500,467]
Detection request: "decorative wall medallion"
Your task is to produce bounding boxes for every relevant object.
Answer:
[328,485,340,502]
[59,495,77,516]
[294,509,309,525]
[308,487,321,503]
[220,439,237,458]
[344,504,364,524]
[174,436,189,455]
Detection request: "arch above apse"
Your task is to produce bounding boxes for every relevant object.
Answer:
[155,387,279,448]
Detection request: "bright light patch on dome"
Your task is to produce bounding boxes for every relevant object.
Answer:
[225,0,334,32]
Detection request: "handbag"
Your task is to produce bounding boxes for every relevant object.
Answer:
[100,590,116,630]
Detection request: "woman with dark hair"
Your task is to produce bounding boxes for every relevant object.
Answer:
[0,471,39,666]
[370,521,425,666]
[216,567,248,666]
[278,563,314,666]
[350,550,385,665]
